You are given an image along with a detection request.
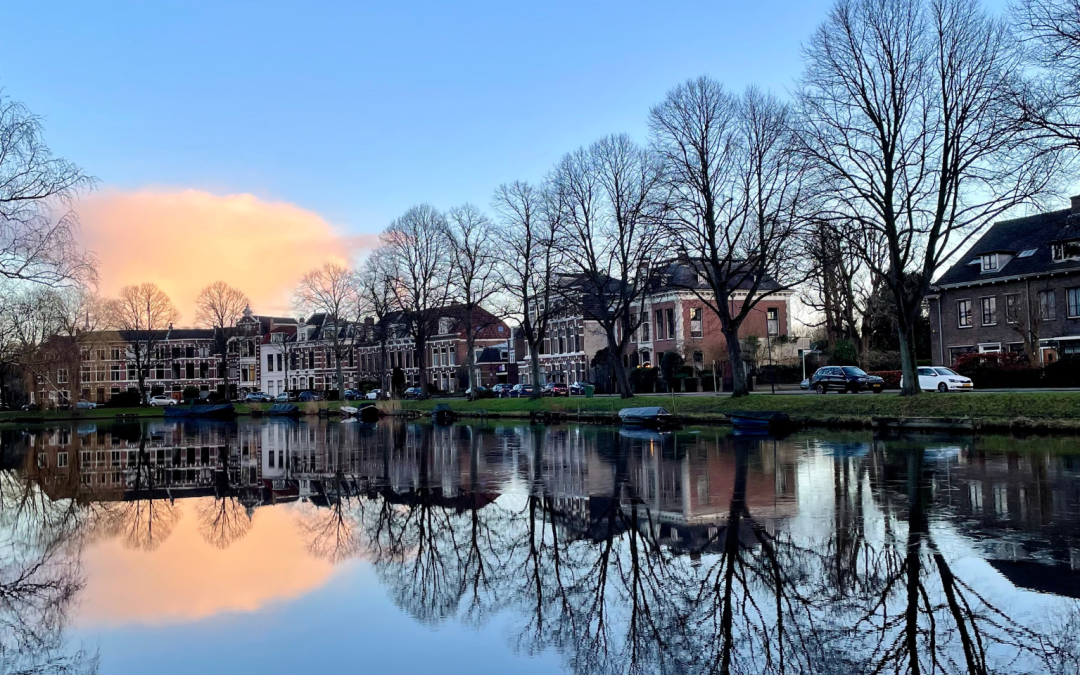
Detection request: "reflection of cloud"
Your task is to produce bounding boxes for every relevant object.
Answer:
[77,499,337,627]
[78,189,377,320]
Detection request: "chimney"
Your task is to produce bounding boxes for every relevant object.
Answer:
[1071,195,1080,214]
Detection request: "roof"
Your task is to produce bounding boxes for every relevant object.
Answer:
[648,260,782,293]
[117,328,215,341]
[935,206,1080,287]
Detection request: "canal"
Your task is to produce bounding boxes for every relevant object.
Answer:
[2,418,1079,674]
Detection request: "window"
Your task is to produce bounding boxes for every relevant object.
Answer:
[276,354,283,371]
[1039,290,1057,320]
[767,308,779,336]
[949,346,975,364]
[981,297,997,325]
[957,299,973,328]
[690,308,703,338]
[1069,288,1080,318]
[981,254,998,272]
[1052,240,1080,262]
[654,309,665,340]
[641,316,649,341]
[111,348,121,361]
[666,308,676,340]
[56,368,68,384]
[266,353,274,372]
[1005,293,1022,324]
[1017,248,1037,258]
[186,363,195,379]
[57,452,68,468]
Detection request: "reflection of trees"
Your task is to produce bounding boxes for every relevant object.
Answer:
[100,437,179,552]
[197,496,251,550]
[0,469,98,674]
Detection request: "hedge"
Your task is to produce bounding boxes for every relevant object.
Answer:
[869,370,902,388]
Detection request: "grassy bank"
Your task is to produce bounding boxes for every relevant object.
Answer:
[400,392,1080,426]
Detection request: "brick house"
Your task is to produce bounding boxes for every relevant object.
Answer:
[929,196,1080,366]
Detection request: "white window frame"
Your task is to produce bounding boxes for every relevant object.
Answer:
[957,299,973,328]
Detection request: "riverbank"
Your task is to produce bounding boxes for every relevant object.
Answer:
[396,392,1080,433]
[0,400,349,424]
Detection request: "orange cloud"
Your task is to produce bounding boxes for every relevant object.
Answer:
[78,189,377,321]
[77,499,339,627]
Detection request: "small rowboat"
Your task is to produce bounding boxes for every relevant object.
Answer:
[163,403,236,419]
[618,406,674,428]
[725,410,794,433]
[266,403,302,417]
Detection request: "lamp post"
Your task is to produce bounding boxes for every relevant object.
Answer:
[801,349,820,382]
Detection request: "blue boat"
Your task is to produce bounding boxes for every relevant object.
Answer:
[726,410,794,433]
[266,403,302,417]
[163,403,236,419]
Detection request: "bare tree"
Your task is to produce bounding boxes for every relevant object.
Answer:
[0,93,96,289]
[381,204,452,399]
[550,134,665,398]
[108,283,179,404]
[194,281,250,399]
[356,248,399,398]
[446,203,504,393]
[650,80,810,397]
[294,263,357,401]
[796,0,1058,395]
[1014,0,1080,152]
[492,181,563,400]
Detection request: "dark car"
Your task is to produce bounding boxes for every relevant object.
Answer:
[542,382,569,397]
[810,366,884,394]
[510,384,534,398]
[343,389,362,401]
[298,391,324,402]
[491,384,513,398]
[569,381,592,395]
[402,387,422,400]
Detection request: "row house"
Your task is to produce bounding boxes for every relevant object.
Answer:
[352,306,514,393]
[929,195,1080,365]
[228,306,297,397]
[27,328,224,406]
[260,313,362,395]
[521,262,792,387]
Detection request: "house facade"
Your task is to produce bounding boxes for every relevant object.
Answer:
[929,196,1080,366]
[520,262,793,388]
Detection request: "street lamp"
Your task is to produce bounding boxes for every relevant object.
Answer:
[801,349,821,381]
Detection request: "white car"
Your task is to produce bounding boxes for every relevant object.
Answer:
[365,389,382,400]
[901,366,973,393]
[149,395,178,406]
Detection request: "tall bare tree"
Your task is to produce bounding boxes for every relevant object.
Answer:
[294,263,357,402]
[446,203,504,393]
[651,80,810,397]
[356,249,397,398]
[797,0,1058,395]
[194,281,250,399]
[550,134,665,398]
[381,204,452,398]
[109,283,179,403]
[0,93,96,288]
[1015,0,1080,152]
[492,181,563,400]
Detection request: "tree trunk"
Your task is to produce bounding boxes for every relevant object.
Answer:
[724,329,749,397]
[466,331,477,393]
[897,320,920,397]
[379,340,389,399]
[416,336,428,398]
[529,338,543,401]
[605,331,632,399]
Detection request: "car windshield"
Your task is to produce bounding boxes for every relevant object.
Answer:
[841,367,867,376]
[934,368,958,376]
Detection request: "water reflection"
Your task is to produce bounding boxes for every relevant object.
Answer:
[3,419,1080,674]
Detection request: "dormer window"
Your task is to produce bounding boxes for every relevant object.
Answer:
[1052,240,1080,262]
[981,254,998,272]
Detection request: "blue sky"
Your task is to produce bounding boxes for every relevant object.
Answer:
[2,0,1011,237]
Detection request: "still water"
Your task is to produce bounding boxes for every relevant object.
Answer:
[3,418,1080,674]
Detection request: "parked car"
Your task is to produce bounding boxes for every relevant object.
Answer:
[275,392,299,402]
[809,366,884,394]
[149,395,177,406]
[569,381,592,395]
[21,402,40,412]
[75,399,97,410]
[298,391,324,402]
[900,366,974,393]
[542,382,569,397]
[465,386,489,401]
[365,389,383,400]
[343,389,362,401]
[800,378,810,390]
[491,384,513,398]
[402,387,422,400]
[510,384,535,398]
[244,392,274,403]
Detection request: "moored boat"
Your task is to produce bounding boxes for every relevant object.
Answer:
[163,403,236,419]
[725,410,794,434]
[266,403,302,417]
[431,403,458,424]
[618,406,674,428]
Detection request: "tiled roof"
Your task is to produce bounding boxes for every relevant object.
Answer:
[935,207,1080,287]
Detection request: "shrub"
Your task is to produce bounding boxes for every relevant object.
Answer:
[868,370,902,388]
[105,390,142,407]
[325,389,340,401]
[660,351,684,388]
[954,352,1043,388]
[831,339,859,366]
[1044,357,1080,387]
[182,386,200,402]
[630,367,658,393]
[757,364,803,384]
